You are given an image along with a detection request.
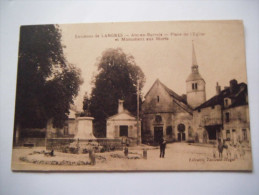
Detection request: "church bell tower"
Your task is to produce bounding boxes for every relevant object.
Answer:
[186,42,206,108]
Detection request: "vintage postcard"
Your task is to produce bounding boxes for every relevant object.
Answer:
[12,20,252,171]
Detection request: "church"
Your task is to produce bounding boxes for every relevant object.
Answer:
[141,43,250,145]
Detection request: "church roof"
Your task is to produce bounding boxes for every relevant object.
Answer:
[186,72,205,82]
[144,79,193,113]
[186,41,205,82]
[192,40,198,66]
[195,81,247,110]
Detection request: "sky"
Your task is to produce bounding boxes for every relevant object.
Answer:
[59,21,247,111]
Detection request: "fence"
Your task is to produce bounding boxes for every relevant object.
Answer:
[46,138,123,152]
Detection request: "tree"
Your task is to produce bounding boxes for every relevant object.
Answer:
[15,25,82,129]
[89,48,145,137]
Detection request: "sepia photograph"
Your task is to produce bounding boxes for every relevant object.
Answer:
[11,20,252,171]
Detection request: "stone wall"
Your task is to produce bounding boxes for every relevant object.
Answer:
[16,138,46,147]
[142,81,175,113]
[222,105,250,144]
[107,120,138,139]
[193,104,222,142]
[186,79,206,108]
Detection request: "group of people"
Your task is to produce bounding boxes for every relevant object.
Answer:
[213,139,246,160]
[159,137,246,160]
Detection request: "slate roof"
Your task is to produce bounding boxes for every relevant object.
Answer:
[186,71,205,82]
[195,82,248,110]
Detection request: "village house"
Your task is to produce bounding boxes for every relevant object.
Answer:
[106,100,140,146]
[193,79,250,144]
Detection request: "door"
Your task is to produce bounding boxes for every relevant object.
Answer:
[177,133,181,141]
[154,127,163,144]
[182,133,186,141]
[120,125,128,137]
[177,123,186,142]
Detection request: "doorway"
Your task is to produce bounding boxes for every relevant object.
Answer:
[120,125,128,137]
[154,127,163,144]
[177,123,186,141]
[205,125,221,140]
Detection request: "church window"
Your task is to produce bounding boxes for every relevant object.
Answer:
[192,83,198,90]
[225,112,230,122]
[177,124,185,133]
[198,109,201,112]
[211,105,215,109]
[157,96,160,102]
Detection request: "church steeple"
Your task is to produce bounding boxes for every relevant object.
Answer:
[186,41,206,108]
[192,41,198,66]
[191,41,199,74]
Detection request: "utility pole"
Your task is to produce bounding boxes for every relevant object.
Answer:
[137,79,141,145]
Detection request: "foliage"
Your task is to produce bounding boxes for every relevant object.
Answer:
[88,48,145,137]
[15,25,82,128]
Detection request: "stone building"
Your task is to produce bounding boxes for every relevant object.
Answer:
[141,42,250,145]
[141,79,193,144]
[186,43,206,108]
[193,79,250,144]
[141,43,205,144]
[106,100,140,145]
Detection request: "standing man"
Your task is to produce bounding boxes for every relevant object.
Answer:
[159,138,167,158]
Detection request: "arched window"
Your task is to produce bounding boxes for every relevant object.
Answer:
[177,123,185,133]
[192,83,198,90]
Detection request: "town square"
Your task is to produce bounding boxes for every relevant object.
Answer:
[11,21,252,171]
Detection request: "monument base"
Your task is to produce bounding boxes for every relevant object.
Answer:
[74,117,95,139]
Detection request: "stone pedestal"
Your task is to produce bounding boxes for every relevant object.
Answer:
[74,117,95,139]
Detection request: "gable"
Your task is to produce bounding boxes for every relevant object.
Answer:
[107,111,136,121]
[142,79,192,114]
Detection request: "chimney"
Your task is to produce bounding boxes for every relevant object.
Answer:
[118,99,124,113]
[230,79,238,93]
[216,82,221,95]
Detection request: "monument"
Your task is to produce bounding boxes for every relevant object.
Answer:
[74,117,95,140]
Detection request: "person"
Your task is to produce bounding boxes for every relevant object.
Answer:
[217,139,224,159]
[159,138,166,158]
[225,141,231,160]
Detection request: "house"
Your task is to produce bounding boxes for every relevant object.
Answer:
[106,100,140,145]
[193,79,250,144]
